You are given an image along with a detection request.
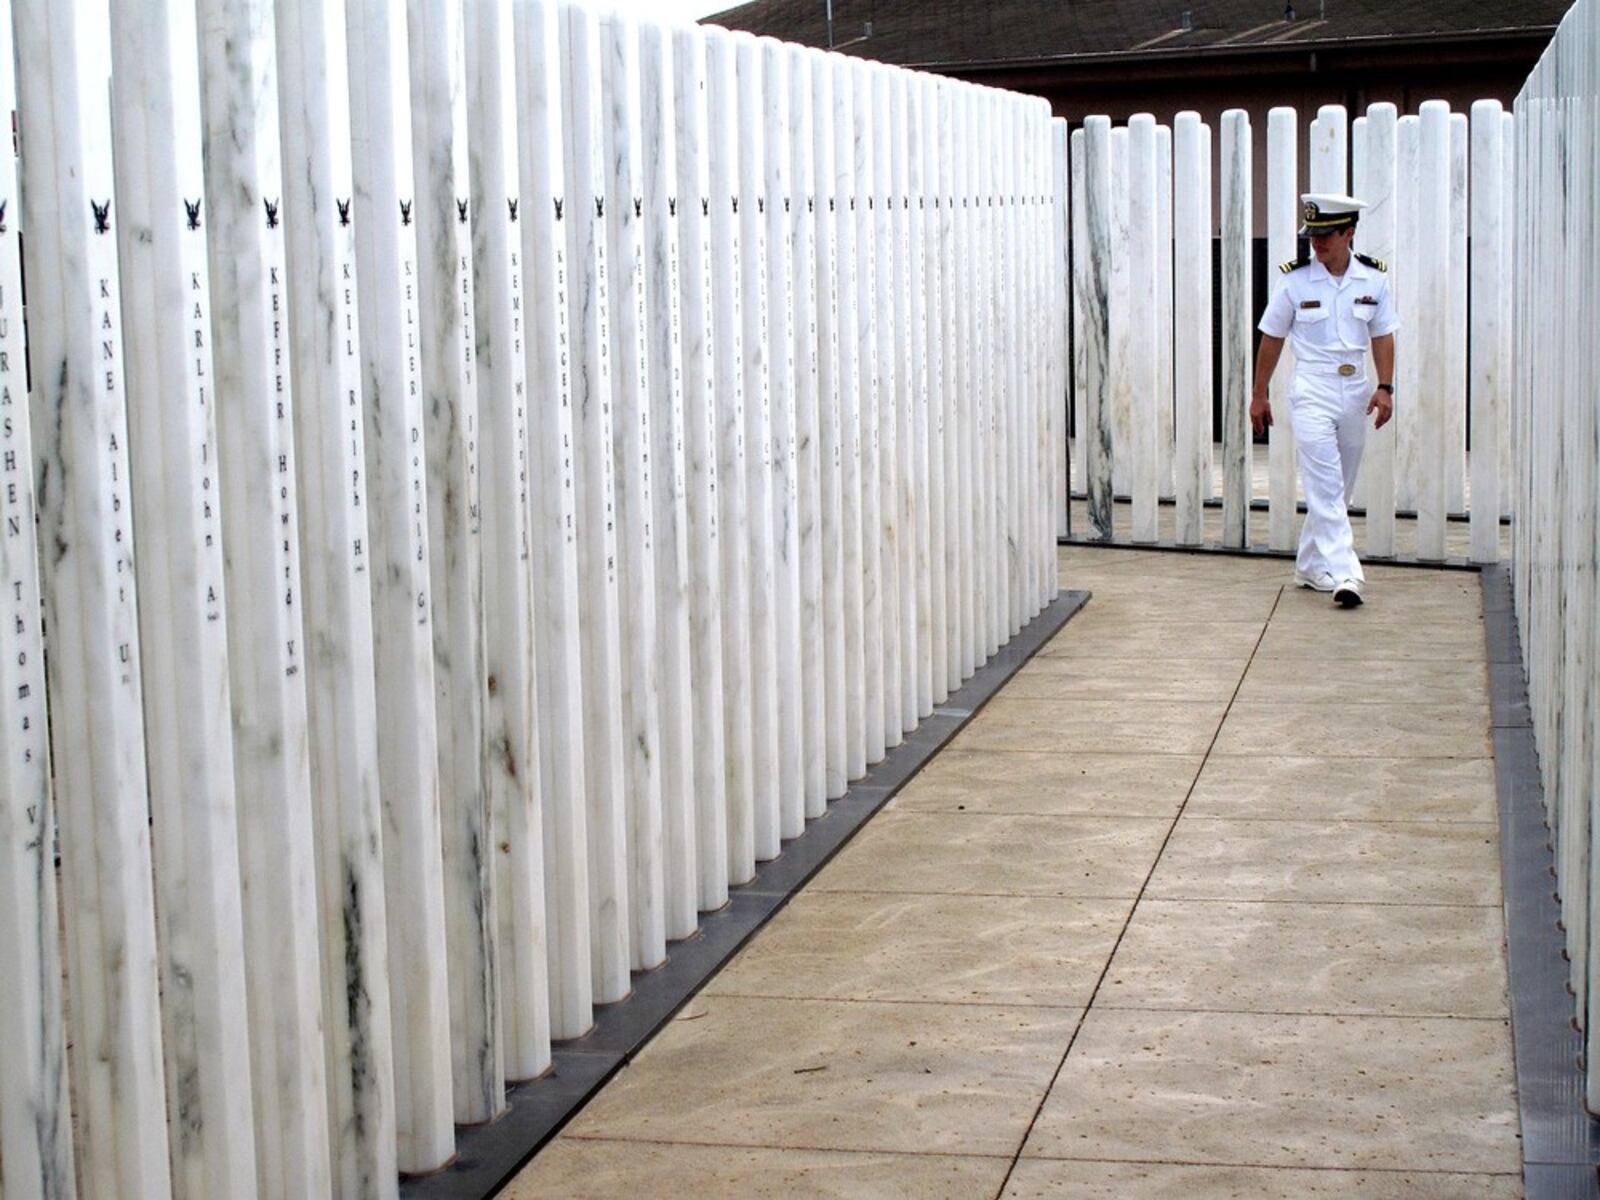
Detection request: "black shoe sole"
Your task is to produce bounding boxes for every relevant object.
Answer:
[1334,589,1364,608]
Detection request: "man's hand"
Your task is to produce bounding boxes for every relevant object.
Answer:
[1367,388,1393,430]
[1249,393,1273,437]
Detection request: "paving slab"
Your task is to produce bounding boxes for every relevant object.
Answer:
[1103,898,1509,1018]
[1002,1159,1522,1198]
[1235,656,1491,707]
[563,994,1081,1157]
[509,1140,1013,1199]
[1185,754,1497,823]
[1037,621,1266,661]
[1213,700,1493,759]
[951,697,1227,755]
[705,890,1130,1008]
[893,748,1201,818]
[1023,1008,1520,1172]
[1007,654,1245,702]
[1146,817,1502,905]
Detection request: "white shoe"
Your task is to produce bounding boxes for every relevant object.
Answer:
[1294,569,1336,592]
[1333,578,1365,608]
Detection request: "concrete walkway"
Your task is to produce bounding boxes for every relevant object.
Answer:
[507,547,1521,1199]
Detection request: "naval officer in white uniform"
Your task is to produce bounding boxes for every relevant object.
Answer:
[1250,193,1398,608]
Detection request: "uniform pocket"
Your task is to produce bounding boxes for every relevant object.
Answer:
[1352,303,1376,322]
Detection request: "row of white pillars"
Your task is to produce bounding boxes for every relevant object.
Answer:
[1511,0,1599,1110]
[1069,101,1514,560]
[0,0,1063,1194]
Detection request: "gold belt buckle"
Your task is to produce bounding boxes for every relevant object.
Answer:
[1337,363,1357,377]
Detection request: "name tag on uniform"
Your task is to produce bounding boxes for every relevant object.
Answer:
[1355,295,1378,305]
[1299,300,1322,309]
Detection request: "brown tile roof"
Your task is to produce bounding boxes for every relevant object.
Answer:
[703,0,1573,69]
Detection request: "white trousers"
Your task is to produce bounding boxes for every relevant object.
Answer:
[1288,373,1369,584]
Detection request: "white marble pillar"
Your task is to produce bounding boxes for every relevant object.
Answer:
[706,26,755,884]
[872,66,904,746]
[1357,103,1399,557]
[1107,125,1131,503]
[1070,127,1088,502]
[639,19,698,939]
[406,0,502,1125]
[558,0,632,998]
[113,8,262,1191]
[924,78,951,702]
[511,0,593,1040]
[466,0,551,1083]
[734,33,782,858]
[1155,124,1175,507]
[1054,118,1070,539]
[907,74,935,717]
[273,0,403,1182]
[1219,109,1253,548]
[789,46,828,814]
[0,4,72,1193]
[811,51,849,798]
[941,85,965,692]
[998,98,1021,631]
[1447,112,1469,515]
[980,89,1003,658]
[760,38,804,840]
[892,71,925,723]
[14,1,173,1193]
[670,24,731,906]
[1266,106,1299,553]
[1500,108,1516,523]
[1416,101,1451,560]
[955,87,980,671]
[194,0,339,1192]
[1127,114,1158,542]
[1081,115,1114,540]
[1172,112,1209,546]
[832,53,868,779]
[345,0,457,1164]
[853,59,887,762]
[599,10,666,972]
[1394,114,1422,523]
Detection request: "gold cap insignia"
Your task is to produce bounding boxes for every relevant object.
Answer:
[1303,201,1319,223]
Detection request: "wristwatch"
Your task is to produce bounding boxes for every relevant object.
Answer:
[1376,383,1395,395]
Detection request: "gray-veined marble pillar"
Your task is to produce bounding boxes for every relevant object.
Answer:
[1069,126,1087,502]
[1266,106,1298,553]
[853,59,886,763]
[1416,101,1451,560]
[1054,118,1070,538]
[761,38,804,840]
[670,24,731,907]
[407,0,503,1125]
[273,0,402,1183]
[941,84,966,691]
[873,66,904,746]
[558,0,632,1000]
[1356,102,1398,557]
[706,25,755,884]
[832,52,868,779]
[345,0,456,1164]
[1219,108,1252,548]
[1447,112,1469,515]
[1127,114,1158,543]
[1172,112,1209,546]
[639,18,699,939]
[735,32,782,858]
[811,50,850,798]
[113,2,261,1193]
[466,0,551,1084]
[15,0,173,1192]
[195,0,338,1191]
[789,46,828,814]
[1155,123,1175,506]
[1394,114,1421,518]
[1081,115,1114,541]
[1107,125,1131,503]
[909,78,936,701]
[599,9,666,973]
[512,0,593,1041]
[0,3,72,1192]
[1469,99,1505,563]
